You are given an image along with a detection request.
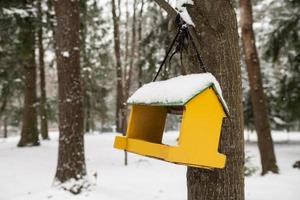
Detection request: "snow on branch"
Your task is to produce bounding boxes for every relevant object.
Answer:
[176,0,195,26]
[153,0,177,18]
[154,0,195,26]
[2,7,36,18]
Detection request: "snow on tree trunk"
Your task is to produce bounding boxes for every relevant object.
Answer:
[240,0,278,175]
[53,0,86,191]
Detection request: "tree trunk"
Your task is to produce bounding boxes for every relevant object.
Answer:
[123,0,138,167]
[4,116,8,138]
[240,0,278,175]
[18,0,39,147]
[124,0,137,100]
[37,0,49,140]
[53,0,86,184]
[137,0,144,87]
[85,94,92,133]
[184,1,244,199]
[112,0,125,133]
[123,0,137,142]
[80,0,92,134]
[124,0,129,83]
[0,96,8,138]
[154,0,244,198]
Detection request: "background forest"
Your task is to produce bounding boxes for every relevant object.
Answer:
[0,0,299,200]
[0,0,299,135]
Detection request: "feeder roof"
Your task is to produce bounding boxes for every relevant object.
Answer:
[127,73,229,114]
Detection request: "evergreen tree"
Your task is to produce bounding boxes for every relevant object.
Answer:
[0,1,24,137]
[80,0,112,133]
[264,0,300,130]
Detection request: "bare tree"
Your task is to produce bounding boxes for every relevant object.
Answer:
[53,0,86,189]
[240,0,278,175]
[154,0,244,199]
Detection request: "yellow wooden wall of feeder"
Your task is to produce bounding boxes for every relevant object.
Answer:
[114,73,229,169]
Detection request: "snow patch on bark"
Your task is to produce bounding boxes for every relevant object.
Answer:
[61,51,70,58]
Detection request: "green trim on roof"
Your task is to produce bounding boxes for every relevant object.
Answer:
[128,85,230,116]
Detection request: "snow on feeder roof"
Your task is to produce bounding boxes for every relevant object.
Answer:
[127,73,229,114]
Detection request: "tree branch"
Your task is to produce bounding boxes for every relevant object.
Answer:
[154,0,205,72]
[153,0,177,18]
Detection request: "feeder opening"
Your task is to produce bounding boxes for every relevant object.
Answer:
[162,106,184,146]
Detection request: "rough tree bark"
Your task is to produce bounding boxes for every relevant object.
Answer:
[18,0,39,147]
[186,1,244,199]
[154,0,245,199]
[111,0,125,133]
[240,0,278,175]
[37,0,49,140]
[53,0,86,185]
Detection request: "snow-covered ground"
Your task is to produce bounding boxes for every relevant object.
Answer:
[0,131,299,200]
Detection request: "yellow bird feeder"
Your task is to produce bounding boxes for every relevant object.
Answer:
[114,73,229,169]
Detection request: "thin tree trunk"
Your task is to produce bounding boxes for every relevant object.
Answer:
[80,0,92,134]
[123,0,138,167]
[117,0,121,23]
[53,0,86,185]
[124,0,137,101]
[124,0,129,78]
[38,0,49,140]
[137,0,144,87]
[116,0,130,166]
[18,0,39,147]
[46,0,56,48]
[112,0,125,133]
[85,94,92,133]
[240,0,278,175]
[4,116,8,138]
[0,96,8,138]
